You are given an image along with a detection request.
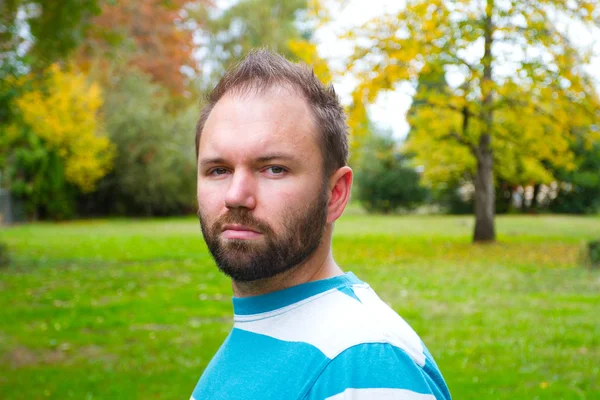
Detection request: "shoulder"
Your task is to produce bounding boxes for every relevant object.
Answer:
[304,342,451,400]
[235,283,426,363]
[232,282,451,399]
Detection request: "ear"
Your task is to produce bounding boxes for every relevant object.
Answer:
[326,166,353,224]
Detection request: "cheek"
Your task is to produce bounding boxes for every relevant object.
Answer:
[197,185,224,216]
[257,182,320,221]
[260,183,301,207]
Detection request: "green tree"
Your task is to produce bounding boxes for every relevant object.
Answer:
[1,0,102,218]
[342,0,600,242]
[1,65,113,219]
[355,132,427,214]
[194,0,312,86]
[0,0,100,71]
[548,138,600,214]
[13,66,113,190]
[79,70,197,216]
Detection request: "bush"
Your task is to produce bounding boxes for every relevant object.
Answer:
[0,242,9,267]
[548,140,600,215]
[431,181,473,215]
[2,66,113,220]
[354,134,427,213]
[586,240,600,269]
[78,71,197,216]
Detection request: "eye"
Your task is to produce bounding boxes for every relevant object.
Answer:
[208,167,229,176]
[262,165,288,177]
[267,166,286,175]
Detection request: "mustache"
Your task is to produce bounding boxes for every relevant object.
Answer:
[198,209,274,235]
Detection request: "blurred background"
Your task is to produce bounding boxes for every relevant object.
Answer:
[0,0,599,399]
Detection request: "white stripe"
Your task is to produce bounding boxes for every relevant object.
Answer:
[326,388,436,400]
[234,288,340,322]
[234,284,371,322]
[234,285,425,365]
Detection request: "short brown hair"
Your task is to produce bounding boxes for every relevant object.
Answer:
[195,49,349,176]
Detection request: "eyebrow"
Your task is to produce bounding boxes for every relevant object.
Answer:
[198,157,226,168]
[254,153,298,163]
[199,153,299,168]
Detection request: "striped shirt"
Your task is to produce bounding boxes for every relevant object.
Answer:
[190,272,451,400]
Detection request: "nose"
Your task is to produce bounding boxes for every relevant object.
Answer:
[224,170,257,210]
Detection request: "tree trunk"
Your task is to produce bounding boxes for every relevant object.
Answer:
[474,139,496,241]
[474,0,496,242]
[530,183,541,212]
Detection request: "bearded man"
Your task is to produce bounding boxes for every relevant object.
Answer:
[191,49,451,400]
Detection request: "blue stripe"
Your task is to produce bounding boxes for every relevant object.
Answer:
[422,345,452,400]
[337,286,362,302]
[304,343,442,399]
[192,328,329,400]
[233,272,364,315]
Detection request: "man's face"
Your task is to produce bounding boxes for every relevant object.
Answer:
[196,87,329,282]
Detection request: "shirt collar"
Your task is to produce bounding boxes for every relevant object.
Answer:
[232,272,362,316]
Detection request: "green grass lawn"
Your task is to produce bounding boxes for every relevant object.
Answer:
[1,214,599,399]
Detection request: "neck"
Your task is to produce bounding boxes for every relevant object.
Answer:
[231,234,343,298]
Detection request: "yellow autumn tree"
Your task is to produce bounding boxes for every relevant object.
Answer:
[14,65,114,193]
[341,0,600,242]
[288,39,332,85]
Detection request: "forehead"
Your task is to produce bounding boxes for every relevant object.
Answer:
[199,86,321,160]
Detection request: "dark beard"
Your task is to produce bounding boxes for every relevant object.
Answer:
[198,186,328,282]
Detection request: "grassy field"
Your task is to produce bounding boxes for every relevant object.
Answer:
[1,213,599,399]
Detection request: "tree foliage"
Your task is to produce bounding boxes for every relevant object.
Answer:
[1,0,205,220]
[0,0,100,71]
[287,38,332,84]
[355,133,427,213]
[79,70,197,216]
[342,0,600,241]
[1,65,113,218]
[548,138,600,214]
[13,65,114,191]
[195,0,314,85]
[1,0,102,190]
[76,0,203,95]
